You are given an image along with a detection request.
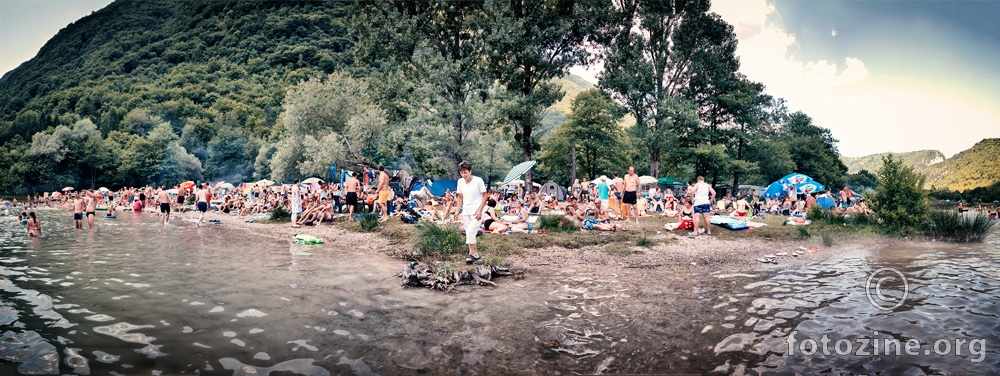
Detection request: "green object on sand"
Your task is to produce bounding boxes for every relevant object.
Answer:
[294,234,324,244]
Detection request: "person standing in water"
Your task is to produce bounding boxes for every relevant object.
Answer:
[26,212,41,237]
[72,192,85,229]
[454,160,488,264]
[156,188,172,225]
[195,183,209,226]
[376,166,391,222]
[84,190,98,231]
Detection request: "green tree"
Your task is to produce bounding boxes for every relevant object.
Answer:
[597,0,739,178]
[351,0,493,174]
[485,0,598,185]
[845,169,878,191]
[539,89,632,184]
[870,154,928,231]
[780,111,847,187]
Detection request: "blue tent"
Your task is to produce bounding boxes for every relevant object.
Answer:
[425,180,458,197]
[816,195,836,210]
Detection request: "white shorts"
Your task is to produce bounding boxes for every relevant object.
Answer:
[461,214,481,245]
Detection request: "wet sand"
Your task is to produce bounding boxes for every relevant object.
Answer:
[170,209,908,374]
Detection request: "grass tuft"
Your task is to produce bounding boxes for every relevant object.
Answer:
[414,221,465,256]
[537,215,578,233]
[358,214,380,232]
[822,232,834,246]
[797,226,811,239]
[925,210,997,242]
[270,205,291,222]
[636,236,655,248]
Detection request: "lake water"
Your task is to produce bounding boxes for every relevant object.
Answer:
[0,210,997,375]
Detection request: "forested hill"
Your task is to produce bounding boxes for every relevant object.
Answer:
[923,139,1000,192]
[0,0,352,141]
[842,150,944,174]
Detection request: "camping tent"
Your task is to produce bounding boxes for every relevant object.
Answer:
[540,180,565,201]
[425,179,458,197]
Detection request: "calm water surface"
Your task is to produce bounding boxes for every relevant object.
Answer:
[0,209,997,375]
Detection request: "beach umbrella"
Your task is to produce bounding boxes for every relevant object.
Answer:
[638,175,658,185]
[763,182,788,199]
[179,181,195,189]
[502,160,537,186]
[255,179,274,187]
[98,187,110,192]
[302,177,324,184]
[816,195,836,210]
[219,183,235,189]
[795,181,825,195]
[506,179,525,186]
[166,189,179,194]
[62,187,74,192]
[51,192,63,199]
[778,173,814,185]
[657,176,685,186]
[213,181,227,189]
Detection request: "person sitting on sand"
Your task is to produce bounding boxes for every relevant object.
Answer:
[481,199,509,234]
[564,202,626,232]
[506,199,532,233]
[734,195,750,217]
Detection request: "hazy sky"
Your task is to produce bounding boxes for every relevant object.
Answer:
[2,0,998,157]
[573,0,1000,157]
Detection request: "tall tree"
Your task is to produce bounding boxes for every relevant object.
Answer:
[597,0,739,178]
[351,0,493,175]
[539,89,632,184]
[780,111,848,187]
[486,0,597,185]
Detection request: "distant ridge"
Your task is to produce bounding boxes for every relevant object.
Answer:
[842,150,944,174]
[842,140,1000,192]
[923,139,1000,192]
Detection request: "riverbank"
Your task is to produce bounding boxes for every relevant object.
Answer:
[17,206,983,374]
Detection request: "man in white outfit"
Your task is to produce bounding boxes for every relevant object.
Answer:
[454,160,488,263]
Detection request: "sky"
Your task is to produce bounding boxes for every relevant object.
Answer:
[2,0,998,157]
[572,0,1000,157]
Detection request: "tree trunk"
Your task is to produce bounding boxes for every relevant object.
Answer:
[523,150,532,189]
[649,146,661,178]
[570,147,577,185]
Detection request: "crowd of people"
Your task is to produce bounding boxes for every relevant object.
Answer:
[6,161,998,248]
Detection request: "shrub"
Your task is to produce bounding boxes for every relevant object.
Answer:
[537,215,578,233]
[414,222,465,256]
[806,205,824,221]
[270,205,291,222]
[925,211,997,242]
[870,154,928,232]
[358,213,380,232]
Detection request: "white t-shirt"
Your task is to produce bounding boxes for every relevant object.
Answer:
[456,176,486,215]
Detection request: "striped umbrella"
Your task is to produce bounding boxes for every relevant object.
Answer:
[502,160,537,186]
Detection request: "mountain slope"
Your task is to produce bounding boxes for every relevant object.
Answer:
[0,0,352,141]
[923,139,1000,191]
[842,150,944,174]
